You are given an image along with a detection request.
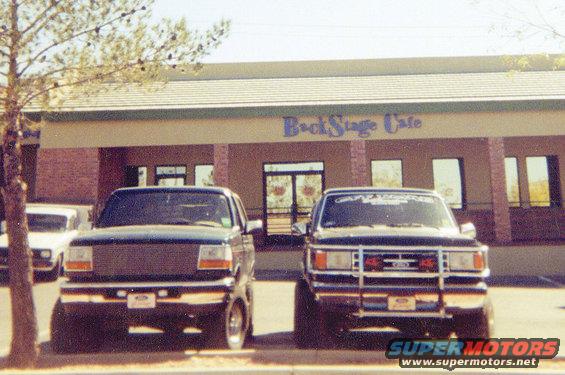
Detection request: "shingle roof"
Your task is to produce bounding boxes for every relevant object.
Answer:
[58,70,565,112]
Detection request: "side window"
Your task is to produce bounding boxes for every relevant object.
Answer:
[155,166,186,186]
[125,166,147,187]
[433,158,465,209]
[68,215,78,230]
[371,159,403,188]
[526,156,561,207]
[233,197,248,229]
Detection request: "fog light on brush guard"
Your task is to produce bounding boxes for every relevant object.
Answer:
[418,255,437,272]
[198,244,232,270]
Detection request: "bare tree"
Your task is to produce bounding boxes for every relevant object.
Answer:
[472,0,564,67]
[0,0,229,368]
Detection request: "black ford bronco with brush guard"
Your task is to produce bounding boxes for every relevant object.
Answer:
[292,187,494,348]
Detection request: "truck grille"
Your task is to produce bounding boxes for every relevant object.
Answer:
[352,251,449,272]
[92,243,200,277]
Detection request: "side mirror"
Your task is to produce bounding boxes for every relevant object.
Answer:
[245,220,263,235]
[0,221,5,234]
[78,222,92,231]
[460,222,477,239]
[291,222,309,236]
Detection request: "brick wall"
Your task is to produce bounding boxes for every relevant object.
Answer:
[35,148,100,204]
[487,138,512,243]
[213,144,229,187]
[97,147,126,208]
[350,140,369,186]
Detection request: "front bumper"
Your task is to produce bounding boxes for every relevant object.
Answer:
[59,277,235,317]
[312,280,488,318]
[0,257,57,272]
[306,244,490,319]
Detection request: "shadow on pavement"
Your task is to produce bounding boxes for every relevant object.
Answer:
[0,330,399,370]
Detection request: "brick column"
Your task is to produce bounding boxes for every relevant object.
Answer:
[487,138,512,243]
[350,140,369,186]
[213,144,229,187]
[35,148,100,204]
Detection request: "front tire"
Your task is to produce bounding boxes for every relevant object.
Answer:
[294,279,318,348]
[454,298,494,339]
[50,299,102,353]
[202,297,248,350]
[294,279,340,349]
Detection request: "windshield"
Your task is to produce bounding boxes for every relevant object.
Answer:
[97,192,233,228]
[27,214,68,233]
[319,193,456,229]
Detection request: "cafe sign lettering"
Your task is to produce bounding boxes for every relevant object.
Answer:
[283,114,422,139]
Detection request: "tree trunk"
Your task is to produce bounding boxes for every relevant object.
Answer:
[2,0,39,367]
[3,111,38,368]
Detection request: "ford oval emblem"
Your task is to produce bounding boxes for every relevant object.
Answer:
[392,261,410,269]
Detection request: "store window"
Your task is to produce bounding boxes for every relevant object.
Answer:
[526,156,561,207]
[195,165,214,187]
[155,165,186,186]
[124,166,147,187]
[371,160,403,188]
[504,157,520,207]
[433,158,465,209]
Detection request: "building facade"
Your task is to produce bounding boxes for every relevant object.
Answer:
[30,55,565,245]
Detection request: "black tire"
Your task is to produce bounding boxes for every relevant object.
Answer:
[245,286,254,344]
[294,279,340,349]
[202,298,248,350]
[294,279,319,348]
[454,298,494,339]
[44,256,62,282]
[50,299,102,353]
[427,322,452,339]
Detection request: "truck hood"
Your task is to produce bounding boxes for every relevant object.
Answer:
[0,231,75,250]
[71,225,236,246]
[313,226,479,247]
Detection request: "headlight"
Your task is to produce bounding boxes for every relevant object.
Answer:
[314,251,352,270]
[65,246,93,271]
[198,244,232,270]
[40,250,52,259]
[449,252,484,271]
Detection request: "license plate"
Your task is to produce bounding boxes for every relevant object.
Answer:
[387,296,416,311]
[127,293,156,309]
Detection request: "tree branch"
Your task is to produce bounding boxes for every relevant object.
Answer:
[21,62,138,108]
[18,10,138,77]
[20,0,60,36]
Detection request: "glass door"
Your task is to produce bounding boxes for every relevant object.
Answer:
[263,162,324,241]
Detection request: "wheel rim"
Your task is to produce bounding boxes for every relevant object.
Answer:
[227,303,244,345]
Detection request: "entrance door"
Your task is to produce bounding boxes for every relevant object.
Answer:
[263,162,324,241]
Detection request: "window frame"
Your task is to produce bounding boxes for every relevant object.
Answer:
[504,156,521,208]
[432,158,466,210]
[194,164,215,187]
[124,165,148,187]
[525,155,562,208]
[154,165,187,186]
[370,159,404,188]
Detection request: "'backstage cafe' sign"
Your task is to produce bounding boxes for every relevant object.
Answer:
[282,114,422,139]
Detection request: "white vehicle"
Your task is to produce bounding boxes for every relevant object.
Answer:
[0,204,92,281]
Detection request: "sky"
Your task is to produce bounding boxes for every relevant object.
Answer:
[152,0,564,63]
